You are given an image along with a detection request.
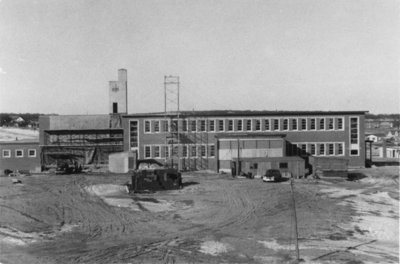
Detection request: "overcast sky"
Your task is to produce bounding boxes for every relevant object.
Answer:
[0,0,399,115]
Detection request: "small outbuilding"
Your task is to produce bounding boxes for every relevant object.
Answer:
[0,141,41,175]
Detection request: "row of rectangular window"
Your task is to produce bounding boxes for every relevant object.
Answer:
[144,144,215,159]
[2,149,37,158]
[294,142,349,156]
[143,117,344,133]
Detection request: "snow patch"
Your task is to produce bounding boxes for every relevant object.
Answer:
[199,241,231,256]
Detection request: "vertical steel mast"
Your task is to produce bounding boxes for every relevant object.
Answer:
[164,76,180,169]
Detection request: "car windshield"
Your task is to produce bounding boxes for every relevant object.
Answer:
[266,170,280,176]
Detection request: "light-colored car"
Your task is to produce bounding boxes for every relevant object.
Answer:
[262,169,282,182]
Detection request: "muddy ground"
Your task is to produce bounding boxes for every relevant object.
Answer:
[0,167,398,264]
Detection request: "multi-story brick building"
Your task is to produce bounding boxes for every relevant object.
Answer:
[37,69,368,175]
[121,110,367,173]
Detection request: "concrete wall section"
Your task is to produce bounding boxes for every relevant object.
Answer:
[40,115,112,131]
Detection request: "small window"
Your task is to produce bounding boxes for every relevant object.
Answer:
[264,119,270,131]
[253,163,258,169]
[2,149,11,158]
[228,120,233,131]
[199,120,206,132]
[154,146,160,158]
[181,120,188,132]
[209,120,215,132]
[283,119,289,130]
[292,119,298,130]
[327,118,334,130]
[337,118,344,130]
[350,149,359,156]
[28,149,36,157]
[273,119,279,130]
[154,120,160,133]
[319,118,325,130]
[162,120,169,132]
[319,144,325,156]
[279,162,288,169]
[144,146,151,158]
[310,144,316,155]
[255,119,261,131]
[191,120,197,132]
[328,144,334,155]
[209,145,215,157]
[237,120,243,131]
[15,149,23,158]
[310,118,316,130]
[218,120,225,131]
[246,119,252,131]
[337,143,344,155]
[301,118,307,130]
[144,120,151,133]
[201,145,206,157]
[190,145,197,157]
[182,145,188,157]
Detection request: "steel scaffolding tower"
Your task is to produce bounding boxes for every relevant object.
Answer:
[164,76,180,169]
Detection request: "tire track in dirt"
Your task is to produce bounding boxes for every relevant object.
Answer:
[0,204,48,224]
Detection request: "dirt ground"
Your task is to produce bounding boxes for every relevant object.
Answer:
[0,167,398,264]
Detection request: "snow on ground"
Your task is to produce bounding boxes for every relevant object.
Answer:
[199,240,232,256]
[317,171,399,262]
[0,127,39,141]
[86,184,176,212]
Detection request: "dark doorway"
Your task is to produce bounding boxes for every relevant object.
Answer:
[113,102,118,113]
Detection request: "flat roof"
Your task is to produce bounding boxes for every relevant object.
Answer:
[123,110,368,118]
[44,128,123,134]
[215,133,286,139]
[0,140,39,145]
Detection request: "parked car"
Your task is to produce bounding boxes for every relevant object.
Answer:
[262,169,282,182]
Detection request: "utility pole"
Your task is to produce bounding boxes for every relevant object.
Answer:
[236,138,240,176]
[290,179,301,262]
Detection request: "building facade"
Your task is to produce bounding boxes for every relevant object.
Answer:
[121,110,367,173]
[0,141,41,175]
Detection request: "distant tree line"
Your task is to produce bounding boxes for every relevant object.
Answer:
[0,113,58,127]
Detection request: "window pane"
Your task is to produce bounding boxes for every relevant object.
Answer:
[310,118,316,130]
[292,119,297,130]
[283,119,288,130]
[273,119,279,130]
[264,119,270,130]
[337,118,343,130]
[319,118,325,130]
[144,120,150,132]
[228,120,233,131]
[154,121,160,132]
[246,120,252,131]
[255,119,261,131]
[237,120,243,131]
[319,144,325,155]
[209,120,215,132]
[218,120,224,131]
[301,119,307,130]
